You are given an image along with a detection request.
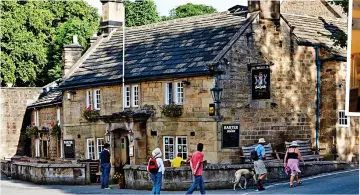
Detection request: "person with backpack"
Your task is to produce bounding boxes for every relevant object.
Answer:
[252,138,267,191]
[100,143,111,190]
[186,143,205,194]
[147,148,165,195]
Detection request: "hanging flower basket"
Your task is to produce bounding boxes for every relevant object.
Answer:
[160,103,183,117]
[82,106,100,122]
[50,122,61,137]
[25,125,39,138]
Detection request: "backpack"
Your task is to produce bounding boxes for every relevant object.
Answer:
[250,150,259,161]
[147,158,159,174]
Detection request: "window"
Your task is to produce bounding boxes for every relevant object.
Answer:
[175,82,184,104]
[125,86,131,108]
[35,139,40,157]
[94,89,101,110]
[34,111,39,126]
[165,83,173,105]
[132,85,139,107]
[163,136,188,161]
[176,136,188,160]
[86,90,93,109]
[338,110,349,127]
[163,136,174,161]
[56,108,61,126]
[97,138,105,159]
[87,138,96,160]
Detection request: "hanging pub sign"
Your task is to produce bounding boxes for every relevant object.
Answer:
[222,124,240,148]
[63,140,75,159]
[252,68,270,99]
[209,103,215,116]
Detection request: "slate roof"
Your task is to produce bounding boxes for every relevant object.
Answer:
[28,89,62,109]
[282,13,347,56]
[60,12,258,88]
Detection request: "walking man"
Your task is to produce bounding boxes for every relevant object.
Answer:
[186,143,205,194]
[254,138,267,191]
[100,143,111,189]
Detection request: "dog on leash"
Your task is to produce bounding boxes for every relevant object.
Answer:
[233,169,257,190]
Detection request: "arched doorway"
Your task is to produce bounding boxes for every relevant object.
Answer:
[113,129,130,165]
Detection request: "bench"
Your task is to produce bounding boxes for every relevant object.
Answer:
[241,143,281,163]
[78,160,100,183]
[285,140,324,161]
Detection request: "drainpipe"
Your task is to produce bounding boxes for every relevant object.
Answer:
[314,45,321,151]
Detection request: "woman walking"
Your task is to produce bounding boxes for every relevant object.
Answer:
[284,141,305,188]
[147,148,165,194]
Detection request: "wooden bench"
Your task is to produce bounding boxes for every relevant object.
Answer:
[241,143,280,163]
[285,140,324,161]
[78,160,100,183]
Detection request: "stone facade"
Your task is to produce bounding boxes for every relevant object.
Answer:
[0,88,42,159]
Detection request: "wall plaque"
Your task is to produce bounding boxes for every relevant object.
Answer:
[222,124,240,148]
[63,140,75,159]
[252,69,270,99]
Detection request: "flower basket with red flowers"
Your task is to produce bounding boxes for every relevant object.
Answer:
[26,124,39,138]
[50,121,61,137]
[81,106,100,122]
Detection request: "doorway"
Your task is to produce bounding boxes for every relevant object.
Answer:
[113,129,130,165]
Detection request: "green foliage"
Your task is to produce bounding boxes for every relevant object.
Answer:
[169,3,217,19]
[124,0,159,27]
[328,0,348,49]
[50,124,61,137]
[26,126,39,138]
[329,0,349,14]
[82,106,100,122]
[161,103,183,117]
[0,0,100,87]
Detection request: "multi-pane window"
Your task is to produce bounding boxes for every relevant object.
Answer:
[34,110,39,126]
[125,86,131,108]
[176,136,188,160]
[338,110,349,127]
[163,136,174,161]
[35,139,40,157]
[94,89,101,110]
[97,138,105,159]
[175,82,184,104]
[87,138,96,160]
[132,85,139,107]
[165,83,173,105]
[163,136,188,161]
[86,90,93,109]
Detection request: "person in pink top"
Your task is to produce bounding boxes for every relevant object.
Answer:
[186,143,205,194]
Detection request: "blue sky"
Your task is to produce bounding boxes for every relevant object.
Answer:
[85,0,248,16]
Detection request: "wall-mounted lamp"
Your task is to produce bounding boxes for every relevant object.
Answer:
[182,80,191,86]
[105,131,110,143]
[67,90,76,100]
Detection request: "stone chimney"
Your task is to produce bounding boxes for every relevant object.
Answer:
[100,0,125,34]
[248,0,280,21]
[90,33,98,45]
[62,35,83,77]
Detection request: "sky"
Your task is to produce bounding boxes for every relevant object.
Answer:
[85,0,248,16]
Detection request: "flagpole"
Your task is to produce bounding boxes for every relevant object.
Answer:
[122,6,125,112]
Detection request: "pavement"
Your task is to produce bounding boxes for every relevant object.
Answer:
[0,169,359,195]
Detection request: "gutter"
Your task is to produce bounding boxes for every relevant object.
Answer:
[298,41,347,151]
[27,102,62,109]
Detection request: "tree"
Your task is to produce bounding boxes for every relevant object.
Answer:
[0,0,99,87]
[124,0,159,27]
[329,0,349,48]
[169,3,217,19]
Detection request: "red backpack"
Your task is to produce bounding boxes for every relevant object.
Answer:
[147,157,159,173]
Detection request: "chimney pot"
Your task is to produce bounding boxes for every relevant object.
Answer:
[73,35,79,45]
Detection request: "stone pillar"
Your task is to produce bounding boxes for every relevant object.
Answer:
[259,0,280,21]
[62,35,83,77]
[100,0,125,34]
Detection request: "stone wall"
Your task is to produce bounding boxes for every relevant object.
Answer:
[0,87,42,159]
[1,161,86,185]
[123,161,350,190]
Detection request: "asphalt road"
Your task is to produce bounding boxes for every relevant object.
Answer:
[0,169,358,194]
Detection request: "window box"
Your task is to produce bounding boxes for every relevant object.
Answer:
[26,125,39,138]
[160,103,183,117]
[82,107,100,122]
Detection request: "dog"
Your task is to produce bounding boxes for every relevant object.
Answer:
[233,169,257,190]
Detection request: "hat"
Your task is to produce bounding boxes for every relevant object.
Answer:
[290,141,299,147]
[258,138,266,143]
[152,148,162,158]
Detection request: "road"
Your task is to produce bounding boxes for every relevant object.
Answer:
[0,169,358,194]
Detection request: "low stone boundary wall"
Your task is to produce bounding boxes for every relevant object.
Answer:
[1,160,86,185]
[124,161,350,190]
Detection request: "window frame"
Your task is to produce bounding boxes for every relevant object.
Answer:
[176,136,188,160]
[175,82,184,105]
[132,85,139,107]
[163,136,175,161]
[86,90,93,109]
[338,110,349,127]
[35,138,40,157]
[165,83,173,105]
[97,138,105,159]
[34,110,39,126]
[86,138,96,160]
[124,85,131,108]
[93,89,101,110]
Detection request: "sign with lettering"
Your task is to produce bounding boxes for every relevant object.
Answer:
[63,140,75,159]
[222,124,240,148]
[252,69,270,99]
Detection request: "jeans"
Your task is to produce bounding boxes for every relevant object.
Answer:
[186,175,205,194]
[101,163,110,188]
[150,172,162,194]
